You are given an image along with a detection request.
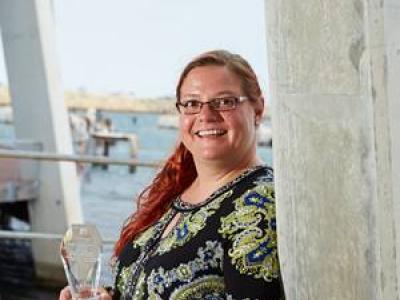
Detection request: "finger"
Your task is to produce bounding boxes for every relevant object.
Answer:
[98,292,112,300]
[94,287,111,300]
[59,286,72,300]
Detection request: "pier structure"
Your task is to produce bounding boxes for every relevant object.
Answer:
[265,0,400,299]
[0,0,83,285]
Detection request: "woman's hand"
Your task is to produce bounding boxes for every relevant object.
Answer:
[59,286,112,300]
[59,286,72,300]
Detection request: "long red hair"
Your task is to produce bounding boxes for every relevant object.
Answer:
[114,50,263,256]
[114,143,196,255]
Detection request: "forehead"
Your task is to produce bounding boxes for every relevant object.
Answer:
[180,66,242,96]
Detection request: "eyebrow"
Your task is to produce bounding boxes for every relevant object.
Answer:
[181,93,200,99]
[181,90,237,99]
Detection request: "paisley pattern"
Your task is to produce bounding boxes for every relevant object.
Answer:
[157,191,232,254]
[133,226,155,249]
[117,264,131,294]
[219,184,279,282]
[169,276,225,300]
[147,241,223,299]
[113,166,283,300]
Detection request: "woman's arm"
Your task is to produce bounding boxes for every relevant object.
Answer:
[219,184,284,299]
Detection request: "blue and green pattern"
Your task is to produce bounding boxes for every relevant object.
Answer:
[156,191,233,254]
[114,166,283,300]
[148,240,224,299]
[219,184,279,282]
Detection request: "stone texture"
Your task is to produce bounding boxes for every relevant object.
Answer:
[265,0,400,298]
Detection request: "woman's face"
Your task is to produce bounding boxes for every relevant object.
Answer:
[178,65,263,166]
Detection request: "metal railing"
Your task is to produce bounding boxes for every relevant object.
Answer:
[0,149,161,167]
[0,148,161,243]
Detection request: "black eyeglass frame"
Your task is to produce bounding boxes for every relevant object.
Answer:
[175,96,249,115]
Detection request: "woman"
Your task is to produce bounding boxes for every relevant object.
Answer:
[60,50,283,300]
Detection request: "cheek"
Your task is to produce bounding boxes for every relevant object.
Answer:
[179,116,193,137]
[229,114,256,143]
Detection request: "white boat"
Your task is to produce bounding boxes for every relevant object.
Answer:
[157,114,179,129]
[257,123,272,147]
[0,107,13,124]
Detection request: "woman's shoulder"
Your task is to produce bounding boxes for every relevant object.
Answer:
[216,164,275,220]
[230,164,274,201]
[217,165,279,284]
[249,164,275,198]
[239,164,274,186]
[254,164,274,184]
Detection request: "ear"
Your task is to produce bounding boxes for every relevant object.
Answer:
[254,96,264,126]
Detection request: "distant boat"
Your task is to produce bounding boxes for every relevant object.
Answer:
[257,123,272,147]
[0,107,13,124]
[157,114,179,129]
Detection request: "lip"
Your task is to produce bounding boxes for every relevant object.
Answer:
[194,128,227,137]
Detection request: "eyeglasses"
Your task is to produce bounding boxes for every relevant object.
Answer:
[176,96,248,115]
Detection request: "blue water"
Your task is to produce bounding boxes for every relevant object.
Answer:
[0,112,272,285]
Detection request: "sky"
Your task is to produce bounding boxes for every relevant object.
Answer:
[0,0,269,98]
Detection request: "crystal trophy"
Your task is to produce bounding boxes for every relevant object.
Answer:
[60,224,103,300]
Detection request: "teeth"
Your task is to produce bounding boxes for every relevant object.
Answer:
[197,129,226,137]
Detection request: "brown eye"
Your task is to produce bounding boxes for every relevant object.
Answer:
[212,97,237,109]
[179,100,203,114]
[183,100,201,108]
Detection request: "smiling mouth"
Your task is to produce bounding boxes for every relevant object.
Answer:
[195,129,227,137]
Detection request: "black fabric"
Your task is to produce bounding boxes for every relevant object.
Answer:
[113,166,284,300]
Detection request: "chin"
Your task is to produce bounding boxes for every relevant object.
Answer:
[195,150,232,162]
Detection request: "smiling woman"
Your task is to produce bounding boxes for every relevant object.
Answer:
[59,50,284,300]
[177,64,263,167]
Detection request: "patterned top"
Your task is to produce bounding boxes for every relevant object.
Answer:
[113,165,284,300]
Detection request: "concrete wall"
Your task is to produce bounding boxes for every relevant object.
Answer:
[264,0,400,299]
[0,0,83,285]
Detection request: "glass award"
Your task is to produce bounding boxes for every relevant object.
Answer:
[60,224,103,300]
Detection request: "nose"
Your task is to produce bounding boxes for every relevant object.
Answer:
[198,102,218,121]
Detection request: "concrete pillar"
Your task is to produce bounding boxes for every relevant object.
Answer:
[264,0,400,299]
[0,0,83,285]
[385,0,400,292]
